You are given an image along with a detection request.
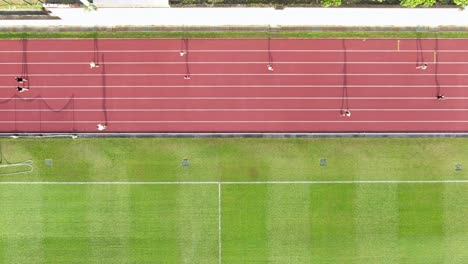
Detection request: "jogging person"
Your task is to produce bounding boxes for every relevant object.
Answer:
[90,62,100,68]
[96,124,107,131]
[341,110,351,117]
[16,86,29,93]
[416,63,428,70]
[15,77,27,83]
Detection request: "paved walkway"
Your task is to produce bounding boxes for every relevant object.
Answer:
[93,0,169,7]
[0,7,468,30]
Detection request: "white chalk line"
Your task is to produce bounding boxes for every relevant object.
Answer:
[0,180,467,184]
[218,183,222,264]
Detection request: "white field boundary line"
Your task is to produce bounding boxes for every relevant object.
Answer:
[0,180,467,185]
[218,183,222,264]
[3,108,468,112]
[4,120,468,124]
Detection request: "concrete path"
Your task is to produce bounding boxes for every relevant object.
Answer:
[0,7,467,30]
[93,0,169,8]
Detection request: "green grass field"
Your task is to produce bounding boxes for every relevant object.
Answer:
[0,138,467,263]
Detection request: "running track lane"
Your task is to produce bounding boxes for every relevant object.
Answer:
[1,38,468,133]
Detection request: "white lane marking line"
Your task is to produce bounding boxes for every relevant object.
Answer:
[1,73,468,76]
[2,108,468,112]
[2,121,468,123]
[3,120,468,124]
[0,180,467,184]
[1,61,468,65]
[0,49,467,53]
[1,85,468,88]
[1,97,466,100]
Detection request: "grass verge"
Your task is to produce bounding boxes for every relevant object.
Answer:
[0,138,467,182]
[1,31,468,39]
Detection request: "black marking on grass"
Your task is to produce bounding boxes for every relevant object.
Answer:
[320,158,327,166]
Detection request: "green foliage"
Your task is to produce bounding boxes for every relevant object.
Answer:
[454,0,468,6]
[399,0,436,6]
[172,0,458,6]
[321,0,342,6]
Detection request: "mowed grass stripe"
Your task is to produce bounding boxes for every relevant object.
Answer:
[43,186,91,263]
[310,184,358,263]
[129,185,217,263]
[355,184,398,263]
[398,184,445,263]
[443,183,468,264]
[266,185,312,263]
[129,185,180,263]
[176,185,218,264]
[87,185,131,263]
[0,185,44,263]
[222,185,268,263]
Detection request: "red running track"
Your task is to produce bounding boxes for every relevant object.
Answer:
[1,38,468,133]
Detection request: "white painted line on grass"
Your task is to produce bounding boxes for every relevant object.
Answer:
[218,183,222,264]
[0,180,467,185]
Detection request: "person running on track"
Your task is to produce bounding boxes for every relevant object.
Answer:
[267,64,274,71]
[15,77,27,83]
[341,110,351,117]
[90,62,100,68]
[96,124,107,131]
[184,75,191,80]
[16,86,29,93]
[416,63,428,70]
[437,94,445,100]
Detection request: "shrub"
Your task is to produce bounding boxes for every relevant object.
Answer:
[454,0,468,6]
[400,0,436,7]
[322,0,342,6]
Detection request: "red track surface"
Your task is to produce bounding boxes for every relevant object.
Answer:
[1,38,468,132]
